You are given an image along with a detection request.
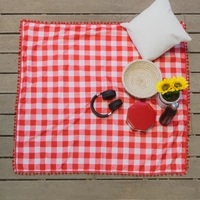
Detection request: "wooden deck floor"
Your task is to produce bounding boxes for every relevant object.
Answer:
[0,0,200,199]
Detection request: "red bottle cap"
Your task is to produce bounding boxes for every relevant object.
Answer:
[126,102,156,132]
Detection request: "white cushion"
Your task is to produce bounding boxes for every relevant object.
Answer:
[120,0,191,61]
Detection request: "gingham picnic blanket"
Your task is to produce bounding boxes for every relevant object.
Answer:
[14,20,189,175]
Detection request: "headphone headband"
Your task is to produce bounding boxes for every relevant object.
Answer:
[90,90,123,118]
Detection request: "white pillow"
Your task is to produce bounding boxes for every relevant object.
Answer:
[120,0,191,61]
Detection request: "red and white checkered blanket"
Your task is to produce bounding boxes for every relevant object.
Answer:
[14,20,189,175]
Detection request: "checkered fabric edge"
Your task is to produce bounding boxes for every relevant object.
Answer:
[13,20,190,176]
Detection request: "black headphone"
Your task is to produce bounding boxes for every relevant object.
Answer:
[90,90,123,118]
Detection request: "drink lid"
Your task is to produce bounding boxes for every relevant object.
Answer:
[171,102,179,110]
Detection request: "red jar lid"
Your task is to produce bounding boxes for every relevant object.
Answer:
[126,102,156,132]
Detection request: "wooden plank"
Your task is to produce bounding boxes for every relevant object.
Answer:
[170,0,200,14]
[1,15,138,33]
[0,160,95,180]
[0,115,14,135]
[0,34,199,53]
[189,54,200,72]
[0,15,186,33]
[0,158,199,179]
[4,94,200,115]
[95,158,200,179]
[0,0,200,14]
[0,94,16,114]
[0,94,200,117]
[1,136,200,157]
[0,54,18,73]
[0,114,196,137]
[188,34,200,53]
[0,137,14,157]
[0,111,197,137]
[189,136,200,156]
[2,74,188,95]
[0,74,17,93]
[191,114,200,135]
[0,94,199,116]
[0,94,197,133]
[0,35,19,53]
[0,159,93,180]
[0,53,198,73]
[185,15,200,32]
[189,73,200,92]
[0,0,153,14]
[1,180,200,200]
[189,93,200,113]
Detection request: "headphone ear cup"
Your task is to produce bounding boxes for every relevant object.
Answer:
[108,99,123,113]
[102,90,116,100]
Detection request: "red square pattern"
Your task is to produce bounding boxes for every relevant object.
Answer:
[14,20,189,175]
